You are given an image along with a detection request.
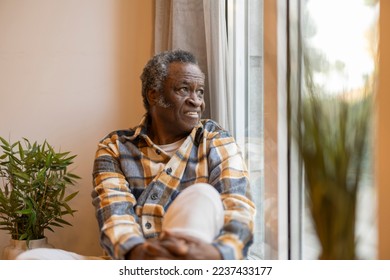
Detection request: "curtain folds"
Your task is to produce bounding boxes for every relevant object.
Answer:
[154,0,233,133]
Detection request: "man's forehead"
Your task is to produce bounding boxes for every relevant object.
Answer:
[167,62,205,79]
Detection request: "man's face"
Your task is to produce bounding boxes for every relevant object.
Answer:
[154,62,205,138]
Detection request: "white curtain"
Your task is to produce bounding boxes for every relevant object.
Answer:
[203,0,233,134]
[154,0,233,133]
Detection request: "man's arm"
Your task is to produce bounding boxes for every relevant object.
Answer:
[92,133,145,259]
[208,134,256,260]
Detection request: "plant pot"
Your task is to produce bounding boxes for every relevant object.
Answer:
[2,237,54,260]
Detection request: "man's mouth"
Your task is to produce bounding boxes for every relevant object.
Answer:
[185,112,199,118]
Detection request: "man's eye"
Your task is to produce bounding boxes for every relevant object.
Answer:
[197,89,204,96]
[178,87,189,94]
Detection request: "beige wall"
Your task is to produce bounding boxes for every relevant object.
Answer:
[378,0,390,260]
[0,0,154,257]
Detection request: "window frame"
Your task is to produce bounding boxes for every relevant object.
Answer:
[227,0,289,260]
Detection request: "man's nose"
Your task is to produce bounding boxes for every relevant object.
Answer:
[187,91,203,107]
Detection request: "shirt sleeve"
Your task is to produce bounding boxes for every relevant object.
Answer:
[91,133,145,259]
[207,133,256,260]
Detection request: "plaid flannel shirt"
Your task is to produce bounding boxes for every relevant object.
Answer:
[92,115,256,260]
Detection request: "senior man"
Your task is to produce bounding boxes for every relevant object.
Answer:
[17,49,255,260]
[92,49,256,260]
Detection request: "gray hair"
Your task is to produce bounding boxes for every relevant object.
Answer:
[140,49,199,111]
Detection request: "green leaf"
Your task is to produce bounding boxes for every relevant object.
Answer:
[63,176,73,184]
[8,154,22,165]
[15,209,32,215]
[63,154,77,161]
[18,233,30,240]
[11,141,19,149]
[54,218,72,226]
[45,153,53,168]
[46,226,54,232]
[64,191,79,202]
[36,167,47,180]
[48,222,64,228]
[13,171,30,181]
[0,145,11,152]
[55,152,70,158]
[22,138,31,149]
[61,202,75,215]
[18,142,25,160]
[0,136,10,146]
[66,173,81,179]
[60,210,77,216]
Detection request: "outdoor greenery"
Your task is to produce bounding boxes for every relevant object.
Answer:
[296,83,373,259]
[0,137,80,241]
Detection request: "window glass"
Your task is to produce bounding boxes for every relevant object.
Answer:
[227,0,266,259]
[298,0,379,259]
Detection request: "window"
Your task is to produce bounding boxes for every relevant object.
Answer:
[288,0,379,259]
[227,0,265,259]
[229,0,379,260]
[227,0,287,260]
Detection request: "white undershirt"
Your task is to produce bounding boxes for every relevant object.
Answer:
[158,137,186,157]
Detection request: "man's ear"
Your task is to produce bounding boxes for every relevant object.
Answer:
[146,89,159,106]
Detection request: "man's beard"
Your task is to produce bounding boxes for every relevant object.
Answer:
[156,94,173,109]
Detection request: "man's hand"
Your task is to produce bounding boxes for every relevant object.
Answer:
[127,239,182,260]
[158,230,222,260]
[127,231,222,260]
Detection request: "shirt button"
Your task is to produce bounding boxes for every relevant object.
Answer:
[145,222,152,229]
[151,193,159,200]
[166,167,172,174]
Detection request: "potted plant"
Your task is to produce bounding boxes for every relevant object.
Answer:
[0,137,80,259]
